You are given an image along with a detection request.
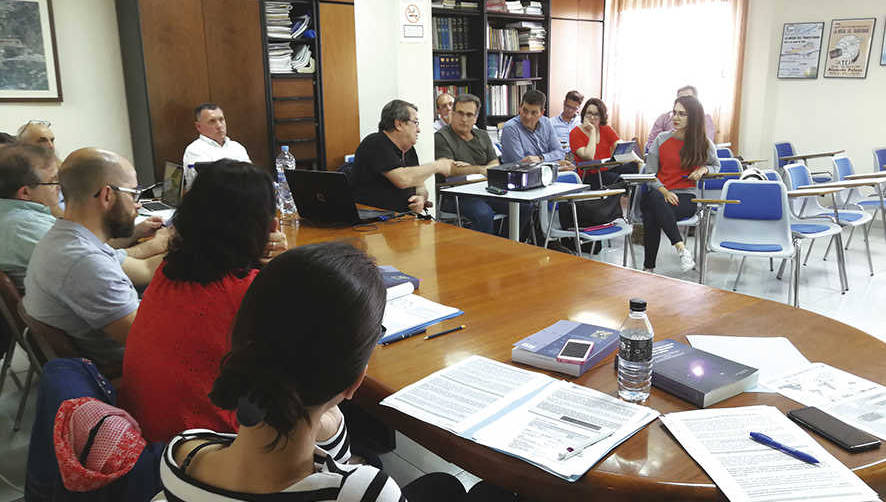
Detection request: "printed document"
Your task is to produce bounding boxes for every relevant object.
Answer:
[381,356,659,480]
[764,363,886,440]
[661,405,880,502]
[380,293,462,343]
[685,335,810,392]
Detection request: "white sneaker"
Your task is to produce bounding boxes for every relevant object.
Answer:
[679,247,695,272]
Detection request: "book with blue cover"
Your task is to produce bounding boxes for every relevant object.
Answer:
[379,265,420,290]
[511,320,620,377]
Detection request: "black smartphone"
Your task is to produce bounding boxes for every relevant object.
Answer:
[486,186,507,195]
[788,406,881,453]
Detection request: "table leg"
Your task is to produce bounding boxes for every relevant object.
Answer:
[509,201,520,241]
[698,206,708,284]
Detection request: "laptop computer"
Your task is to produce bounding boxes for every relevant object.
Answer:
[288,169,394,226]
[137,161,182,223]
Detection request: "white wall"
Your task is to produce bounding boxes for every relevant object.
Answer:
[354,0,436,204]
[0,0,133,161]
[739,0,886,173]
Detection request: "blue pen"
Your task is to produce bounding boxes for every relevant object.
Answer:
[749,432,819,465]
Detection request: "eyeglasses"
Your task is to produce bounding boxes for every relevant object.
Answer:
[586,112,601,117]
[92,182,161,202]
[672,110,689,118]
[32,182,60,187]
[407,119,420,126]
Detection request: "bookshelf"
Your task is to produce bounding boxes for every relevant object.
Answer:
[432,0,551,128]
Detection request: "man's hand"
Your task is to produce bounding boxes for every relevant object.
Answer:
[521,155,543,163]
[408,194,427,213]
[687,166,709,181]
[148,227,172,253]
[435,159,454,177]
[133,216,164,239]
[557,160,576,171]
[260,219,288,265]
[453,161,470,168]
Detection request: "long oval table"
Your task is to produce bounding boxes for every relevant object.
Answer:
[284,216,886,501]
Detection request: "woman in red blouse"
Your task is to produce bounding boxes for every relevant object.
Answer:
[119,159,282,442]
[640,95,719,272]
[569,98,637,188]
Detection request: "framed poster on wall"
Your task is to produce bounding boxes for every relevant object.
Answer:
[881,21,886,65]
[777,22,825,79]
[0,0,63,101]
[823,18,876,78]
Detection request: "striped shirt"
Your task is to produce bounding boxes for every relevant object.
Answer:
[156,422,403,501]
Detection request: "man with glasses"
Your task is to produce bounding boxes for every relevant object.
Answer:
[350,99,454,213]
[551,91,583,151]
[500,90,566,165]
[23,148,168,371]
[17,120,56,152]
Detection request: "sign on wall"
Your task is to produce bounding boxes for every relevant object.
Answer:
[400,0,426,43]
[777,22,824,79]
[823,18,876,79]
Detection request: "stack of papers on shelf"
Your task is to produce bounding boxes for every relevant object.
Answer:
[379,281,462,344]
[268,42,294,73]
[265,2,293,41]
[661,405,880,502]
[507,21,545,51]
[381,356,659,481]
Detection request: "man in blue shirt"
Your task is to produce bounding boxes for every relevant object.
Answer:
[551,90,583,151]
[500,90,566,164]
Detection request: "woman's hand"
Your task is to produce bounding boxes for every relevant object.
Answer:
[581,121,597,136]
[687,166,709,181]
[661,188,679,206]
[261,219,288,265]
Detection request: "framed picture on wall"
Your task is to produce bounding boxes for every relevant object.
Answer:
[777,22,825,79]
[0,0,63,101]
[823,17,876,78]
[881,22,886,65]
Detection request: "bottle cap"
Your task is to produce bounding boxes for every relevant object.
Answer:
[281,145,289,152]
[629,298,647,311]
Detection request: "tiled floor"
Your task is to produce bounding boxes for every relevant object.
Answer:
[1,221,884,499]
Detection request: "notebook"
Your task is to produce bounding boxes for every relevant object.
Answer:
[288,170,394,226]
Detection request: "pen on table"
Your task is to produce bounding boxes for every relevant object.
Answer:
[557,436,600,461]
[382,329,426,346]
[425,325,466,340]
[749,432,820,465]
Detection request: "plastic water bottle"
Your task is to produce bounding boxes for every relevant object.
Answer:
[618,298,653,403]
[274,146,297,218]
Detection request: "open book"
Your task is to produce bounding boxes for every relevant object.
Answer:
[380,281,462,344]
[381,356,659,481]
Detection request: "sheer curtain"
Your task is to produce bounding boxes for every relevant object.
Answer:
[602,0,747,149]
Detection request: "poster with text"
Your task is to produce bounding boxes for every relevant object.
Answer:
[824,18,876,78]
[400,0,426,43]
[777,22,824,79]
[881,24,886,65]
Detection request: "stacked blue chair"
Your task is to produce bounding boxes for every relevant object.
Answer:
[773,141,832,183]
[874,148,886,173]
[707,180,801,306]
[716,147,733,159]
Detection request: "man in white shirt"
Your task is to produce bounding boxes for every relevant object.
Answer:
[182,103,251,189]
[551,90,583,151]
[433,93,454,132]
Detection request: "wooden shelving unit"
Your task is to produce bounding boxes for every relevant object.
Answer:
[431,1,551,128]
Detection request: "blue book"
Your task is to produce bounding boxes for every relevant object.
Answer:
[379,265,420,290]
[379,292,463,345]
[511,320,620,377]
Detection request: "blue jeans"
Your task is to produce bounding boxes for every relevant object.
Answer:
[441,196,507,235]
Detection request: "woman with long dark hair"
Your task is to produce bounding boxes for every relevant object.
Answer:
[641,95,719,272]
[120,159,286,442]
[156,243,515,501]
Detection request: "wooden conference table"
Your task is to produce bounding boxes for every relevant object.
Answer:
[283,216,886,501]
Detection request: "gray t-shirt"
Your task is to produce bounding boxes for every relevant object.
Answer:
[23,219,139,367]
[434,125,498,166]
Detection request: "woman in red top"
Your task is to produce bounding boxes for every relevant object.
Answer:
[119,159,282,442]
[569,98,637,188]
[640,95,719,272]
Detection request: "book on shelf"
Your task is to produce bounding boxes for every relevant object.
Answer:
[380,280,463,345]
[433,55,467,80]
[381,355,659,481]
[486,0,542,15]
[651,339,759,408]
[486,81,533,116]
[435,84,470,96]
[512,320,620,377]
[433,17,471,51]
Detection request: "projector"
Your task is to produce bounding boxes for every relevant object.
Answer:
[487,161,558,191]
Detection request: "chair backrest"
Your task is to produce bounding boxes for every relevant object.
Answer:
[760,169,783,182]
[784,162,811,190]
[700,158,742,192]
[832,155,855,181]
[710,180,793,252]
[783,163,829,216]
[0,270,24,336]
[540,171,583,231]
[716,147,733,159]
[17,302,78,365]
[774,141,796,169]
[874,148,886,172]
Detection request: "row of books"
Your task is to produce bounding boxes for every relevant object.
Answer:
[486,26,520,51]
[486,0,543,15]
[486,81,534,116]
[434,84,471,97]
[432,0,479,9]
[487,22,545,51]
[432,17,471,51]
[433,55,468,80]
[487,53,535,79]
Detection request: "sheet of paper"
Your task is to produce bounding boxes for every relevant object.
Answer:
[381,293,461,338]
[380,356,552,435]
[385,282,414,302]
[764,363,886,440]
[685,335,810,392]
[661,405,880,502]
[471,381,658,481]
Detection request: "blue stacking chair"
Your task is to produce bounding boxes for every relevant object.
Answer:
[716,147,733,159]
[874,148,886,173]
[773,141,832,183]
[541,171,635,267]
[707,180,801,306]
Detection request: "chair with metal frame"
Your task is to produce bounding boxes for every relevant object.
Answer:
[831,155,886,248]
[706,180,802,307]
[541,171,635,267]
[773,141,833,183]
[0,271,32,398]
[784,162,874,276]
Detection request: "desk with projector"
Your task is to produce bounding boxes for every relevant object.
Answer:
[284,216,886,501]
[440,181,588,241]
